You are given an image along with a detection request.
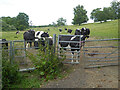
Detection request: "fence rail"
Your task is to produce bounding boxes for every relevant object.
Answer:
[1,35,120,70]
[57,34,82,64]
[83,38,119,68]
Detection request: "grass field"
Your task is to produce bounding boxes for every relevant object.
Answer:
[1,20,118,40]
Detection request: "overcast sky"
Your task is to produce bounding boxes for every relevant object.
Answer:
[0,0,116,26]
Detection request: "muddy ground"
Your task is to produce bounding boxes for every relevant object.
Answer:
[40,39,119,88]
[41,54,118,88]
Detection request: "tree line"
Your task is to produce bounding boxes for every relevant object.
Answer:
[1,12,29,31]
[1,0,119,31]
[72,0,119,25]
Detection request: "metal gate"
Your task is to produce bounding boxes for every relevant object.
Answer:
[83,38,120,68]
[1,34,57,72]
[57,34,82,64]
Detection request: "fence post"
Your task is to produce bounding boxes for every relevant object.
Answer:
[10,41,13,64]
[53,34,56,53]
[24,40,26,57]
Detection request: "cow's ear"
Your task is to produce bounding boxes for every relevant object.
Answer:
[46,32,48,33]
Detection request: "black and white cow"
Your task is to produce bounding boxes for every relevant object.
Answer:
[81,27,90,36]
[75,28,90,36]
[75,27,90,45]
[59,29,62,33]
[23,29,35,48]
[0,39,8,49]
[67,29,72,33]
[34,31,52,49]
[59,28,90,62]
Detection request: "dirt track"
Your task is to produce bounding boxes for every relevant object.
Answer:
[41,61,118,88]
[41,38,118,88]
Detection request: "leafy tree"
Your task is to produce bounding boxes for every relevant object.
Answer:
[90,1,120,22]
[16,12,29,30]
[56,17,66,26]
[1,19,16,31]
[1,12,29,31]
[72,5,88,25]
[91,8,102,22]
[103,7,116,20]
[110,0,120,19]
[90,7,116,23]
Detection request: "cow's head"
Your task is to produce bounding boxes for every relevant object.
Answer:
[41,32,49,37]
[75,29,81,35]
[81,28,90,36]
[28,29,35,36]
[68,29,72,33]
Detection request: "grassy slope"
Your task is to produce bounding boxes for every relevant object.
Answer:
[1,20,118,40]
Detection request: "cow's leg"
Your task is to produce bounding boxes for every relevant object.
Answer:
[30,42,32,48]
[71,52,74,63]
[76,51,80,63]
[26,42,29,50]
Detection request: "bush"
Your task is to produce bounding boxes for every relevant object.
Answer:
[27,43,66,80]
[2,50,22,89]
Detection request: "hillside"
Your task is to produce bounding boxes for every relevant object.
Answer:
[1,20,118,40]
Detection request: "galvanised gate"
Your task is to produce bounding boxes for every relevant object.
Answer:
[57,34,82,64]
[1,36,120,71]
[83,38,120,68]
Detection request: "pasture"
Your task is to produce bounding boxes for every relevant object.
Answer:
[1,20,118,40]
[1,20,119,88]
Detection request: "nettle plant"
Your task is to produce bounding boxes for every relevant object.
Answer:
[2,49,22,89]
[27,41,66,80]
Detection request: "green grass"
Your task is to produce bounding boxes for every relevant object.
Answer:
[1,20,118,40]
[10,72,42,88]
[9,65,72,88]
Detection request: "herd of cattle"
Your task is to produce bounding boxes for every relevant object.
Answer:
[1,28,90,62]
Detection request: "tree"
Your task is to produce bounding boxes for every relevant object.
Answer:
[56,17,66,26]
[90,1,120,23]
[72,5,88,25]
[90,8,102,22]
[90,8,113,23]
[16,12,29,30]
[1,19,16,31]
[110,0,120,19]
[103,7,116,20]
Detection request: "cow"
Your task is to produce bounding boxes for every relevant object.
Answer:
[67,29,72,33]
[59,29,62,33]
[23,29,35,49]
[34,31,52,49]
[65,28,67,32]
[48,29,50,31]
[0,39,8,49]
[59,28,90,63]
[16,31,20,35]
[75,27,90,46]
[81,27,90,36]
[34,36,53,50]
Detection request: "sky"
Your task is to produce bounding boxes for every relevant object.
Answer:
[0,0,116,26]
